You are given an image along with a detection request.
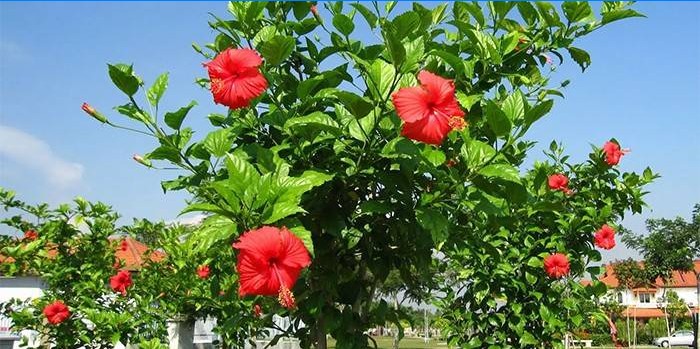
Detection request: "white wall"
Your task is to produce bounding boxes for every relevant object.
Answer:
[606,286,698,308]
[0,277,45,303]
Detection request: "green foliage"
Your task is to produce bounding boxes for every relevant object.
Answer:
[87,1,651,348]
[0,188,166,347]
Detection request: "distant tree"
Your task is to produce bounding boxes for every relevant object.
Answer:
[621,204,700,348]
[613,258,649,347]
[664,291,689,332]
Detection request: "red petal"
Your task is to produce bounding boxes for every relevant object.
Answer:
[417,71,456,107]
[392,86,431,123]
[401,112,452,145]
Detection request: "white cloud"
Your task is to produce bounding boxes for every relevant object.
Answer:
[168,213,207,226]
[0,125,84,187]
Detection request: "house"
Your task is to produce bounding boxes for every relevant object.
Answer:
[595,260,700,319]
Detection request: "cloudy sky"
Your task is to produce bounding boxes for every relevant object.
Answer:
[1,2,698,262]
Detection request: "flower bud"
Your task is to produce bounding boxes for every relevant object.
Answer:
[81,102,107,123]
[132,154,152,167]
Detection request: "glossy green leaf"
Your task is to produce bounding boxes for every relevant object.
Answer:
[164,101,197,130]
[108,63,140,97]
[203,128,233,157]
[146,72,168,107]
[260,35,295,66]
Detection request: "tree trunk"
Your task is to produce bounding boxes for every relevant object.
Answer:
[316,315,327,349]
[694,272,699,349]
[392,294,400,349]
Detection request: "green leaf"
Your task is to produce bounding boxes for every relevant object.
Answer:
[391,12,420,38]
[516,2,538,25]
[146,72,168,107]
[332,14,355,36]
[502,91,525,122]
[382,26,406,66]
[164,101,197,130]
[523,99,554,131]
[601,9,645,25]
[252,26,278,47]
[187,215,236,251]
[478,164,521,183]
[462,2,485,27]
[115,103,151,124]
[108,63,140,97]
[351,3,377,29]
[485,100,511,138]
[284,112,340,135]
[567,46,591,72]
[203,128,233,157]
[562,2,593,23]
[402,37,425,73]
[416,208,449,246]
[422,147,446,167]
[455,92,482,111]
[146,146,180,163]
[260,35,295,66]
[460,139,496,168]
[225,153,260,196]
[288,223,314,257]
[500,31,520,55]
[367,60,396,101]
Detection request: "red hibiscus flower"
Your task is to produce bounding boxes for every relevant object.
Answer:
[391,71,466,145]
[110,270,133,296]
[548,174,569,191]
[43,300,70,325]
[24,230,38,241]
[594,224,616,250]
[602,141,628,166]
[232,226,311,309]
[544,253,570,279]
[197,265,211,279]
[204,48,268,109]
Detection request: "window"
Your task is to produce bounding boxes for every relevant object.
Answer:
[638,292,652,303]
[617,292,623,303]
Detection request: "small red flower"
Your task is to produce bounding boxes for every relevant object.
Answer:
[43,300,70,325]
[594,224,616,250]
[120,239,129,252]
[197,265,211,279]
[445,159,458,168]
[547,174,569,191]
[391,71,466,145]
[205,48,268,109]
[110,270,133,296]
[253,304,262,318]
[24,230,38,241]
[232,226,311,309]
[310,4,319,16]
[602,141,628,166]
[544,253,570,279]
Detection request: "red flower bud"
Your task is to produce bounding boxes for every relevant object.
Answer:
[310,4,319,17]
[253,304,262,317]
[81,102,108,123]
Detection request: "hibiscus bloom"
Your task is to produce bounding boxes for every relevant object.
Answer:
[197,265,211,279]
[232,226,311,309]
[391,71,466,145]
[205,48,268,109]
[594,224,616,250]
[110,270,133,296]
[43,300,70,325]
[544,253,570,279]
[602,140,628,166]
[24,230,38,241]
[547,174,569,191]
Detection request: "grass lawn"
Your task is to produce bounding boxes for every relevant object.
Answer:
[328,337,447,349]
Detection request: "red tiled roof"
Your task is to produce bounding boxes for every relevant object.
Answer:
[597,260,700,289]
[0,237,164,272]
[112,237,165,271]
[622,307,699,318]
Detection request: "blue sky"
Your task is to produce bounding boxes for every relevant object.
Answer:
[1,2,698,262]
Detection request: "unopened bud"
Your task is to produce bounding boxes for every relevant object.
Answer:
[81,102,107,123]
[132,154,152,167]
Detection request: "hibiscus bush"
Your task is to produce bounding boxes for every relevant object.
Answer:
[83,1,653,348]
[0,188,168,347]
